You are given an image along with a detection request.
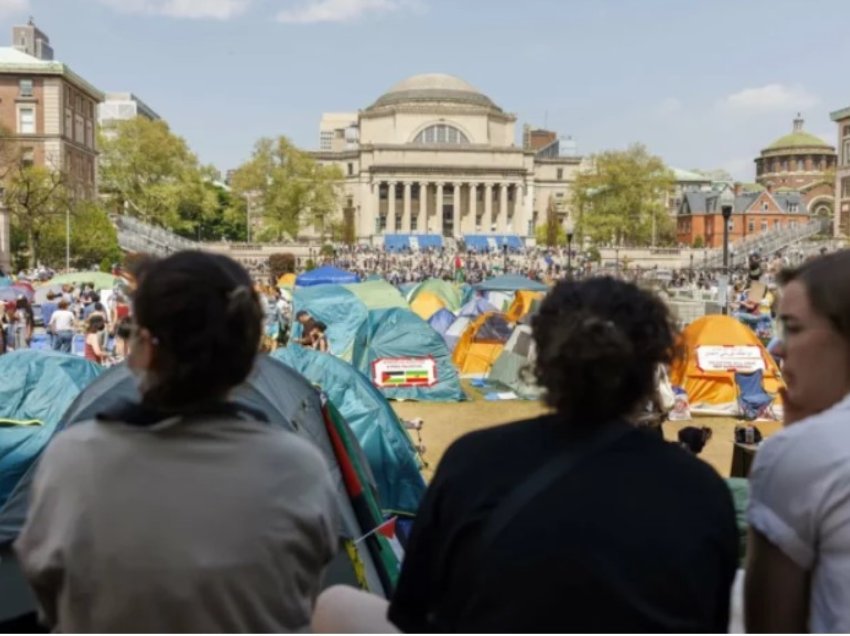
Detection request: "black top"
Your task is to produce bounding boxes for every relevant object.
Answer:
[388,415,739,633]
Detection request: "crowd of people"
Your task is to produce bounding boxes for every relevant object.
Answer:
[2,245,848,632]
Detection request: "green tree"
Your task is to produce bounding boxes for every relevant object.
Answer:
[229,136,342,242]
[572,144,675,247]
[38,200,121,270]
[692,235,705,249]
[98,118,217,231]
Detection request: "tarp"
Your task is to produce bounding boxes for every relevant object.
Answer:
[0,357,401,599]
[0,351,103,509]
[410,291,446,321]
[505,290,544,322]
[463,235,523,253]
[296,265,358,287]
[474,274,548,292]
[293,286,465,402]
[670,315,783,416]
[272,346,426,516]
[407,279,464,313]
[488,324,542,399]
[384,235,410,253]
[428,308,457,346]
[453,312,514,376]
[458,296,498,318]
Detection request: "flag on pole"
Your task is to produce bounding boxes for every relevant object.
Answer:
[355,516,405,562]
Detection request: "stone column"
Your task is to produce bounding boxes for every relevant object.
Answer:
[523,180,535,239]
[512,183,522,234]
[402,182,412,233]
[484,183,493,233]
[469,183,478,232]
[387,181,396,234]
[434,182,444,236]
[419,182,428,234]
[500,183,509,233]
[452,183,461,238]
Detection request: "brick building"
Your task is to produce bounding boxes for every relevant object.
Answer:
[676,187,809,248]
[830,105,850,237]
[754,114,836,219]
[0,21,102,271]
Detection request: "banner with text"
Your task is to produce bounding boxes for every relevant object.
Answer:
[696,345,766,373]
[372,357,438,388]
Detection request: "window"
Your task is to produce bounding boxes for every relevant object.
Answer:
[18,106,35,134]
[411,215,418,231]
[65,108,73,137]
[841,177,850,198]
[844,125,850,137]
[788,202,798,213]
[347,162,353,176]
[65,86,71,103]
[843,140,850,167]
[774,220,781,230]
[85,120,93,148]
[21,146,33,167]
[413,124,470,145]
[556,168,564,180]
[797,159,804,171]
[761,220,768,232]
[75,114,84,144]
[19,79,33,97]
[781,160,788,172]
[320,131,333,151]
[555,192,564,198]
[378,215,387,232]
[748,220,754,233]
[76,95,82,112]
[762,202,769,212]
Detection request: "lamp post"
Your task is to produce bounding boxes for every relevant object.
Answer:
[501,237,508,272]
[564,216,575,279]
[720,188,734,315]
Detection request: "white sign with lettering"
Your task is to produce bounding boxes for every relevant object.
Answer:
[696,345,765,373]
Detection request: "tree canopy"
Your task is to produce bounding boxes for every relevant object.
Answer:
[229,136,342,242]
[572,144,675,246]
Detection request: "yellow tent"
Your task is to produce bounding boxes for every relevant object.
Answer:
[277,273,297,288]
[410,291,446,321]
[452,312,514,376]
[670,315,783,415]
[505,290,543,323]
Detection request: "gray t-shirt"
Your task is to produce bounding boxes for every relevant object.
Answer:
[748,392,850,632]
[15,415,339,633]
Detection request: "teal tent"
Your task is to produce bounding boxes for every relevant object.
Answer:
[296,265,358,287]
[272,346,426,515]
[474,274,548,292]
[0,351,102,508]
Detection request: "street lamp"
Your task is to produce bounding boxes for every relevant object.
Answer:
[501,236,508,272]
[564,216,575,279]
[719,188,735,314]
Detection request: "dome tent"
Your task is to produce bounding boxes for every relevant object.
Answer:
[295,266,358,287]
[452,312,515,377]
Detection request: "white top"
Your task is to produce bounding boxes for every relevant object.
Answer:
[48,310,75,332]
[748,392,850,632]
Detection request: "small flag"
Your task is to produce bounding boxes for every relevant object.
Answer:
[355,516,405,562]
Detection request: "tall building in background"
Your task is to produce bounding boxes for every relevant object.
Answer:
[319,113,358,151]
[0,20,102,271]
[98,92,160,126]
[831,105,850,237]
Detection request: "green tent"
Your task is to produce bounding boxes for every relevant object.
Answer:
[406,279,464,313]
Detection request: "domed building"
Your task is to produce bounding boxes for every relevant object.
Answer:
[313,73,581,248]
[755,114,836,218]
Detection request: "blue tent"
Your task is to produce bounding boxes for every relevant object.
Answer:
[272,346,425,515]
[0,351,102,508]
[0,276,11,288]
[459,296,498,318]
[296,265,358,287]
[474,274,548,292]
[428,308,456,345]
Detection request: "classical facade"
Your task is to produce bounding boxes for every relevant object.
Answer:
[312,73,581,247]
[831,105,850,237]
[754,114,836,218]
[0,21,102,271]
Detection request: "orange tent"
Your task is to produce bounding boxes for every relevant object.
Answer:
[452,312,514,376]
[505,290,543,322]
[410,291,446,321]
[670,315,783,415]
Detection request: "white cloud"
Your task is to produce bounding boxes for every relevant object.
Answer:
[720,83,818,113]
[657,97,681,116]
[0,0,28,17]
[96,0,251,20]
[275,0,422,24]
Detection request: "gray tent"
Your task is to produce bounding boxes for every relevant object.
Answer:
[487,324,542,399]
[0,357,400,626]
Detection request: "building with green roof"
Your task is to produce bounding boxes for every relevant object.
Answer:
[754,114,836,219]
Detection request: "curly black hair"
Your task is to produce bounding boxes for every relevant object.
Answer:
[532,277,677,425]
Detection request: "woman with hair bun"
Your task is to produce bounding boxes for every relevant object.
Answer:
[384,277,739,632]
[15,251,339,633]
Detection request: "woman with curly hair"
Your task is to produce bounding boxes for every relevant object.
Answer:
[383,277,739,632]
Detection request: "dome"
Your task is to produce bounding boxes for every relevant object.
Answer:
[763,114,833,152]
[368,73,500,111]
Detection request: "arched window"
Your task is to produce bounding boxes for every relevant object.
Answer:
[413,124,470,145]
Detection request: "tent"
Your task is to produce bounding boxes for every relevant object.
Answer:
[505,290,544,322]
[474,274,548,293]
[452,312,515,376]
[670,315,783,416]
[277,273,297,288]
[488,324,542,399]
[272,346,426,516]
[428,308,456,347]
[410,291,446,321]
[406,279,464,313]
[0,351,102,509]
[442,297,498,352]
[296,265,358,287]
[0,357,403,612]
[293,284,465,402]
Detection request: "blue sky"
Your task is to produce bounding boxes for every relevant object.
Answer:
[3,0,848,180]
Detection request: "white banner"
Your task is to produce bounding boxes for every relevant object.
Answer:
[696,345,765,373]
[372,357,438,388]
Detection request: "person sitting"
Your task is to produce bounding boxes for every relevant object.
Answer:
[15,251,339,632]
[292,310,317,346]
[309,321,329,353]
